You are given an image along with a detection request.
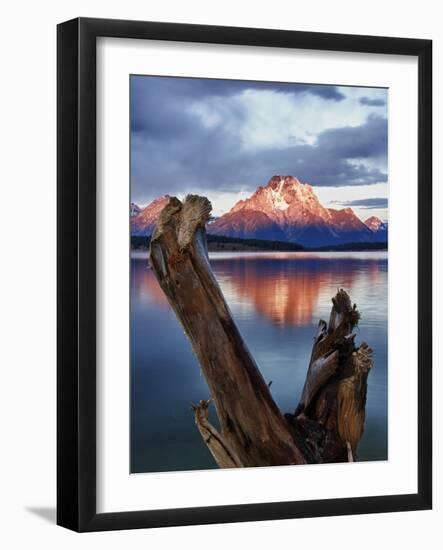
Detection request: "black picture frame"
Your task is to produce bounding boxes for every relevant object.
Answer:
[57,17,432,532]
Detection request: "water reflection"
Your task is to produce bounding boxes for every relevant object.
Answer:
[131,259,169,307]
[131,251,388,473]
[134,251,385,327]
[213,255,356,326]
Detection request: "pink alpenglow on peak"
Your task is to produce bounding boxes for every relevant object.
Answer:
[130,178,388,248]
[363,215,388,243]
[130,195,170,236]
[209,176,381,247]
[364,216,387,232]
[230,176,329,220]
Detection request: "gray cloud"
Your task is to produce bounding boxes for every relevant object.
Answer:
[359,96,386,107]
[315,114,387,159]
[131,77,346,136]
[131,76,387,204]
[330,198,388,209]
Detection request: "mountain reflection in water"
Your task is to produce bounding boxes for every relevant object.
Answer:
[131,251,388,473]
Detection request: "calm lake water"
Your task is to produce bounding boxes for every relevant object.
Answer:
[131,251,388,473]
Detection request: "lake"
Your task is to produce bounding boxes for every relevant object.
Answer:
[131,251,388,473]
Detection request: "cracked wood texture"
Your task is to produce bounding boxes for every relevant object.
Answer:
[149,195,373,468]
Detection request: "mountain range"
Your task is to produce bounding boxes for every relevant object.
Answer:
[130,176,388,247]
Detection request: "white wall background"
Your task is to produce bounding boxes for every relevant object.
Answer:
[0,0,440,547]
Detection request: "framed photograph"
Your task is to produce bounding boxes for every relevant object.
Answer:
[57,17,432,532]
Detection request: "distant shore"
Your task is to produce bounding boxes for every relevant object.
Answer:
[131,234,388,253]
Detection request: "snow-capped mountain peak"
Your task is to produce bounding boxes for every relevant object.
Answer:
[230,175,329,221]
[364,216,387,232]
[130,195,170,236]
[130,202,141,217]
[129,177,388,248]
[209,175,379,247]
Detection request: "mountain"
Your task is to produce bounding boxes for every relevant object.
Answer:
[207,209,287,241]
[130,202,141,217]
[208,176,378,247]
[130,178,388,248]
[130,195,170,236]
[364,216,388,242]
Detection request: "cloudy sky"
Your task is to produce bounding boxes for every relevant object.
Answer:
[131,75,388,221]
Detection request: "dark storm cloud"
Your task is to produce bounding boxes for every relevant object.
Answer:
[130,76,387,204]
[331,198,388,209]
[359,96,386,107]
[315,114,387,159]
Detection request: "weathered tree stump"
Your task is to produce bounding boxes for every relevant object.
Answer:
[149,195,373,467]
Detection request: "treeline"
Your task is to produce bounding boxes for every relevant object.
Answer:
[206,234,304,251]
[310,241,388,251]
[131,235,151,250]
[131,234,304,252]
[131,234,387,252]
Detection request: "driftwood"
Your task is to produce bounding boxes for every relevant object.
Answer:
[149,195,373,467]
